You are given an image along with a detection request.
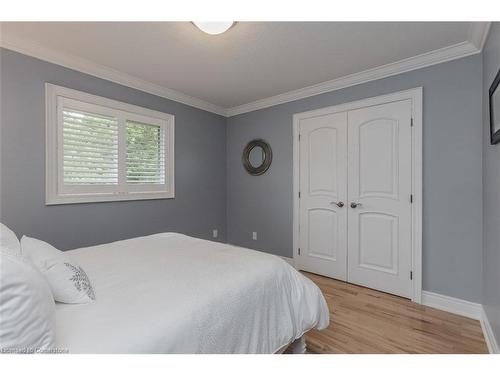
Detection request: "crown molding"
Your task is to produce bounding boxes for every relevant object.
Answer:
[227,40,481,116]
[0,32,228,117]
[0,27,487,119]
[468,22,492,51]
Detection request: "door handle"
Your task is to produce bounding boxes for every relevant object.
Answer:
[350,202,362,208]
[330,201,344,208]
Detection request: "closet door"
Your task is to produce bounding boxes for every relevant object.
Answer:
[298,112,348,280]
[347,100,413,298]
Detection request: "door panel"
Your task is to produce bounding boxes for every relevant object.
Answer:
[308,208,338,260]
[298,112,348,280]
[347,100,412,298]
[309,128,339,195]
[358,119,399,200]
[358,212,398,274]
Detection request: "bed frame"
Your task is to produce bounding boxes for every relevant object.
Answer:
[290,336,307,354]
[277,336,307,354]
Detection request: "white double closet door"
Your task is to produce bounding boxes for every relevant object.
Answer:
[298,99,413,298]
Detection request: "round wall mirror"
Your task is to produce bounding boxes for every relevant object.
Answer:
[242,139,272,176]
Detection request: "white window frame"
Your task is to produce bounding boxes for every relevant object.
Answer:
[46,83,175,205]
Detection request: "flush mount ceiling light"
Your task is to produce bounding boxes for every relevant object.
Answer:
[192,22,235,35]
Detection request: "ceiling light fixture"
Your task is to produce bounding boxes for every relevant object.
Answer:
[192,22,235,35]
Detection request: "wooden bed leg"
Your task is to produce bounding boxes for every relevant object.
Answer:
[290,336,307,354]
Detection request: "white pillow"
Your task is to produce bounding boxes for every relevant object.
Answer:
[21,236,95,304]
[0,249,56,353]
[0,223,21,256]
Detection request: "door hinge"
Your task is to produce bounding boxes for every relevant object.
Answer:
[298,191,301,198]
[298,134,301,141]
[411,118,414,127]
[298,248,301,256]
[410,194,413,203]
[410,271,413,280]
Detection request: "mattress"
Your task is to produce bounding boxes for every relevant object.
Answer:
[55,233,329,353]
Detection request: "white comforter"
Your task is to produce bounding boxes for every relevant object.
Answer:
[56,233,329,353]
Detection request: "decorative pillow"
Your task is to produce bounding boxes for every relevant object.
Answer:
[21,236,95,304]
[0,223,21,256]
[0,249,56,353]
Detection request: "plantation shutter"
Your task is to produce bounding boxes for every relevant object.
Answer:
[126,120,165,184]
[62,109,119,185]
[47,84,174,204]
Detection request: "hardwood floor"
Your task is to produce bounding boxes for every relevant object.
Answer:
[301,272,488,354]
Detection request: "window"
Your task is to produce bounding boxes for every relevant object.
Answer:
[46,84,174,204]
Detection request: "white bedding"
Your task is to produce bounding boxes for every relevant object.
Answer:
[55,233,329,353]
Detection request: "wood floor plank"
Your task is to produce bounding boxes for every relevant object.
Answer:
[300,272,488,354]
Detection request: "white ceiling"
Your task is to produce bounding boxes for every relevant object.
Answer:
[0,22,487,114]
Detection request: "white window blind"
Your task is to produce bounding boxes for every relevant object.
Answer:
[46,84,175,205]
[126,121,165,184]
[62,110,119,185]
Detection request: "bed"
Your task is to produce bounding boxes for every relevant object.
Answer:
[54,233,329,353]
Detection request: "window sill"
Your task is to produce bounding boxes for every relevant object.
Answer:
[45,191,175,205]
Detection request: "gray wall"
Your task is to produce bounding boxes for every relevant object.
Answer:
[0,47,488,305]
[227,54,484,302]
[0,48,227,250]
[482,23,500,346]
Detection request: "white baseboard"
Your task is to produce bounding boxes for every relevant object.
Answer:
[480,307,500,354]
[280,256,295,268]
[419,291,500,354]
[421,291,482,320]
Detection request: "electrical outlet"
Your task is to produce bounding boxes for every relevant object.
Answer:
[212,229,218,238]
[252,232,257,240]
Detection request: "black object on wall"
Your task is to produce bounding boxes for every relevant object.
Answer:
[242,139,273,176]
[489,68,500,145]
